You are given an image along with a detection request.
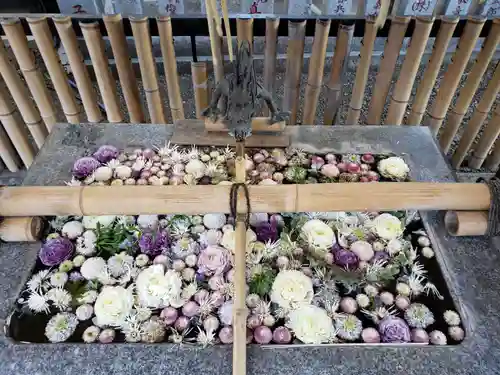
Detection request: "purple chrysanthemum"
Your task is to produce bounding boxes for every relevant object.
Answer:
[93,145,119,164]
[139,230,170,257]
[39,237,74,266]
[378,316,411,343]
[72,157,101,179]
[69,271,84,281]
[255,218,279,243]
[333,248,359,269]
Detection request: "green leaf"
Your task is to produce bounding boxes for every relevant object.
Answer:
[66,280,88,306]
[248,267,276,297]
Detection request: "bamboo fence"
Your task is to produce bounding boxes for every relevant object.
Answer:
[263,18,280,117]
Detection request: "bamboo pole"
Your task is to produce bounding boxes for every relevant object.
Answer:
[452,61,500,168]
[1,18,57,130]
[26,17,81,124]
[0,125,20,172]
[407,18,458,126]
[468,103,500,169]
[0,41,47,148]
[236,18,254,51]
[427,17,485,136]
[324,23,354,125]
[485,139,500,170]
[366,16,410,125]
[0,216,43,242]
[53,16,102,123]
[103,14,144,123]
[157,17,185,121]
[80,22,123,123]
[205,0,224,83]
[221,0,233,62]
[130,17,165,124]
[263,18,279,117]
[0,183,491,216]
[283,20,306,125]
[0,79,35,167]
[191,62,209,118]
[385,17,434,126]
[439,19,500,153]
[346,18,378,125]
[444,210,488,236]
[303,20,331,125]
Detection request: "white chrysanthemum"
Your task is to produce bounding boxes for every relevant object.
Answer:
[372,214,403,240]
[81,257,107,281]
[27,270,51,292]
[27,292,50,313]
[76,230,98,256]
[270,270,314,310]
[50,272,68,288]
[47,288,72,311]
[220,228,256,254]
[199,229,222,247]
[82,216,116,229]
[287,305,336,344]
[378,157,409,180]
[76,304,94,320]
[137,215,159,230]
[219,301,233,325]
[45,313,78,343]
[181,282,198,300]
[94,286,134,327]
[203,214,226,230]
[62,221,84,239]
[300,219,335,250]
[108,253,134,277]
[136,265,182,309]
[443,310,461,326]
[77,290,98,304]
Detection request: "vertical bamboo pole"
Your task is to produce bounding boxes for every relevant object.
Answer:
[469,104,500,169]
[1,18,57,130]
[130,17,165,124]
[452,62,500,168]
[485,138,500,170]
[385,17,434,126]
[206,0,224,83]
[0,41,47,148]
[0,124,20,172]
[427,17,485,136]
[366,16,410,125]
[302,20,331,125]
[191,62,209,118]
[324,23,354,125]
[53,16,102,123]
[26,17,81,124]
[407,18,458,125]
[0,80,35,167]
[157,17,185,121]
[283,20,306,125]
[80,22,123,123]
[346,18,378,125]
[439,19,500,153]
[263,18,279,117]
[103,14,144,123]
[221,0,233,62]
[236,18,254,50]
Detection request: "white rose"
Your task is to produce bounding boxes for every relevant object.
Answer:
[378,157,409,180]
[286,304,336,344]
[300,219,335,249]
[82,216,116,229]
[271,270,314,310]
[372,213,403,240]
[81,257,107,281]
[220,228,257,254]
[94,286,134,327]
[136,265,182,309]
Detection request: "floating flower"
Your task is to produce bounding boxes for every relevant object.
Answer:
[27,291,50,313]
[141,318,166,343]
[378,157,409,180]
[136,265,182,308]
[27,270,51,292]
[81,257,107,281]
[301,219,335,250]
[199,229,222,247]
[185,159,206,178]
[219,300,233,325]
[47,288,72,311]
[429,330,447,345]
[39,237,74,266]
[93,145,119,163]
[220,228,256,253]
[137,215,159,230]
[411,328,429,344]
[270,270,314,310]
[335,314,362,341]
[443,310,461,326]
[362,327,380,343]
[94,286,134,327]
[378,316,411,343]
[77,290,98,305]
[371,214,403,240]
[287,304,336,344]
[255,220,279,243]
[99,328,115,343]
[76,230,97,256]
[284,166,307,183]
[197,245,231,276]
[73,157,100,179]
[82,326,100,343]
[404,303,435,329]
[76,304,94,321]
[45,312,78,343]
[350,240,374,262]
[61,221,84,240]
[139,230,170,257]
[172,237,199,259]
[203,214,226,230]
[320,164,340,178]
[333,247,359,269]
[249,213,269,227]
[448,326,465,342]
[82,216,116,230]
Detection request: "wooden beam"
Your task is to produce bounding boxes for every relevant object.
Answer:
[204,117,286,132]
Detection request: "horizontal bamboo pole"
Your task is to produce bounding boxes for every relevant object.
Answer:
[205,117,285,132]
[26,17,81,124]
[0,40,47,148]
[1,18,57,130]
[0,216,43,242]
[191,62,209,118]
[103,14,144,123]
[0,125,21,172]
[263,18,279,117]
[80,22,123,123]
[53,16,102,123]
[469,104,500,169]
[0,183,491,216]
[439,18,500,153]
[444,210,488,236]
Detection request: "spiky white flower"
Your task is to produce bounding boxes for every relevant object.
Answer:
[204,161,220,177]
[155,141,178,157]
[27,270,51,292]
[411,261,427,277]
[181,282,198,300]
[140,318,166,343]
[252,300,271,320]
[262,240,281,260]
[169,218,191,238]
[222,146,235,159]
[361,305,397,324]
[424,282,444,300]
[198,294,218,317]
[355,293,370,308]
[335,313,362,341]
[407,272,426,297]
[273,305,290,319]
[287,304,336,344]
[197,327,217,347]
[121,313,144,343]
[76,230,98,256]
[65,177,82,186]
[404,303,435,329]
[47,288,72,311]
[170,150,185,164]
[45,313,78,343]
[106,159,121,169]
[27,291,50,313]
[50,272,68,288]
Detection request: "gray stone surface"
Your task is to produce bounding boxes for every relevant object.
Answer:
[1,123,497,375]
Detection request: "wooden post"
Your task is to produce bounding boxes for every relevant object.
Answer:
[427,17,485,136]
[206,0,224,83]
[1,18,57,130]
[236,18,254,50]
[53,16,102,123]
[366,16,410,125]
[157,17,185,121]
[80,22,123,123]
[303,20,331,125]
[263,18,279,117]
[439,19,500,153]
[346,18,377,125]
[0,125,20,172]
[452,62,500,168]
[444,210,488,236]
[324,23,354,125]
[26,17,81,124]
[468,103,500,169]
[385,17,434,126]
[103,14,144,123]
[407,18,458,125]
[0,216,43,242]
[191,62,209,118]
[130,17,165,124]
[0,41,47,148]
[283,20,306,125]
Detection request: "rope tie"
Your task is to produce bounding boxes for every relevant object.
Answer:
[229,183,251,228]
[478,176,500,237]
